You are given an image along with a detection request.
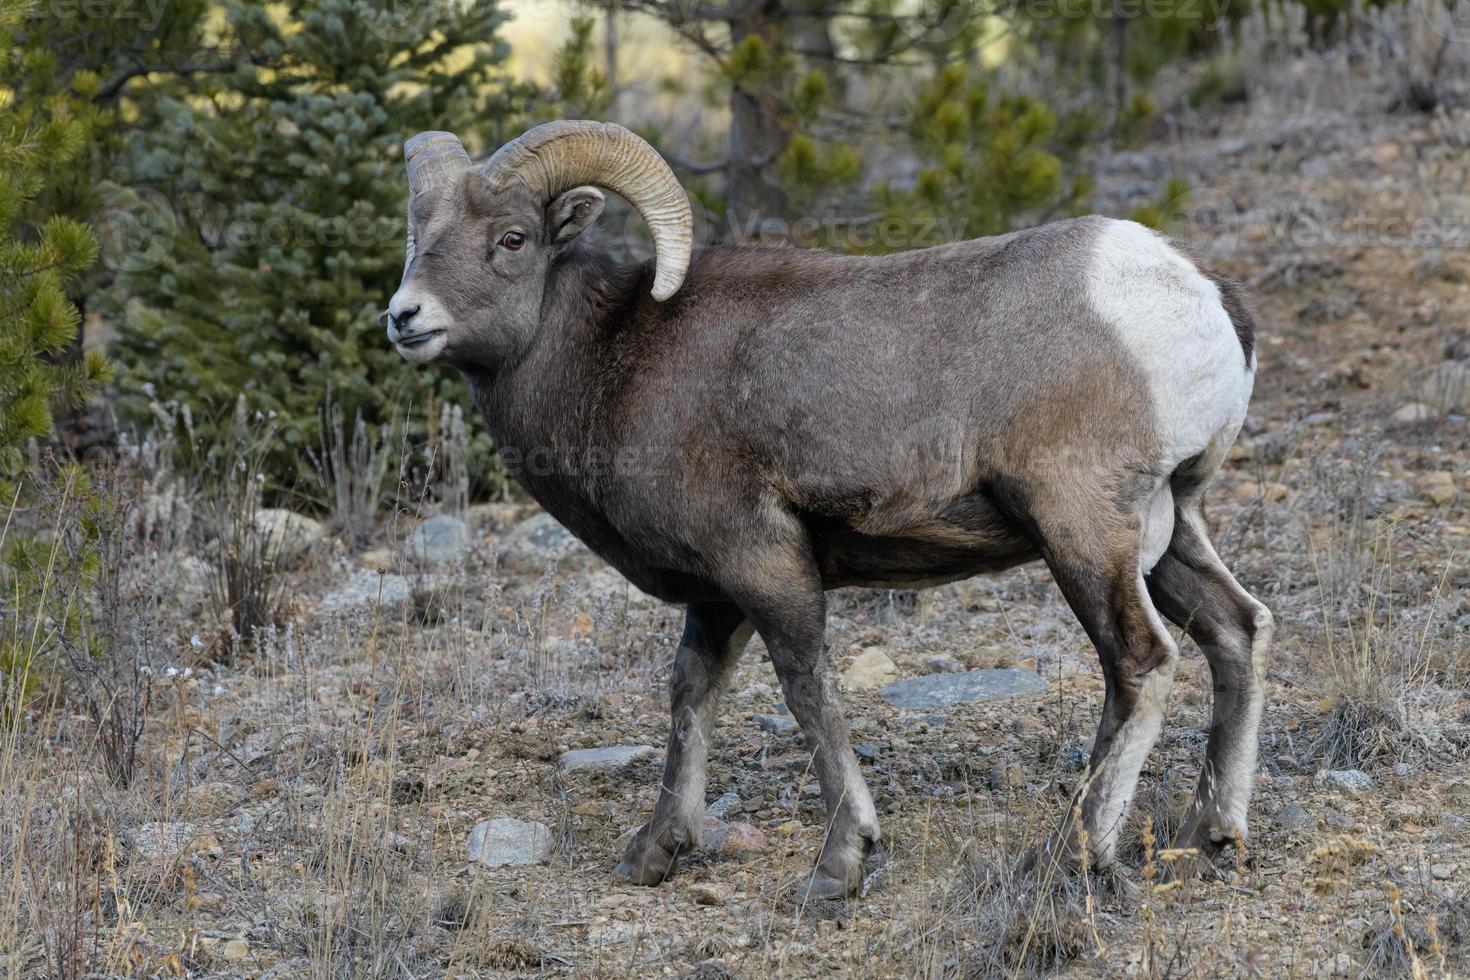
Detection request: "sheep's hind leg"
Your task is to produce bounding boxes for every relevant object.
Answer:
[1024,491,1180,870]
[1145,504,1272,860]
[616,601,752,885]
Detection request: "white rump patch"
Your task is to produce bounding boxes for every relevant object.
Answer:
[1138,478,1175,573]
[1085,220,1254,474]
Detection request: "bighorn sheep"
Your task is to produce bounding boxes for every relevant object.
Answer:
[386,120,1272,899]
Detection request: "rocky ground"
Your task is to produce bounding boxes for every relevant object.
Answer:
[6,60,1470,980]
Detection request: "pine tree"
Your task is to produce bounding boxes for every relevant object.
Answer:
[622,0,1087,247]
[0,0,108,475]
[107,0,528,489]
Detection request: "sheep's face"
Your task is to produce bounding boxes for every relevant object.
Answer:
[387,172,605,368]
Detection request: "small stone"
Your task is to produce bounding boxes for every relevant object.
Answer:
[1331,951,1356,977]
[840,648,898,693]
[1365,141,1400,169]
[407,515,471,564]
[922,654,964,674]
[1233,481,1290,504]
[498,512,592,571]
[221,939,250,961]
[1419,360,1470,412]
[689,882,732,906]
[706,791,742,821]
[466,817,553,867]
[755,713,799,735]
[1431,863,1458,880]
[1321,808,1356,830]
[1419,475,1456,506]
[319,570,413,613]
[557,745,657,772]
[250,508,324,564]
[133,822,213,860]
[1314,769,1372,795]
[883,669,1046,711]
[184,781,240,818]
[989,762,1026,790]
[1392,402,1436,425]
[702,821,766,857]
[1273,803,1317,832]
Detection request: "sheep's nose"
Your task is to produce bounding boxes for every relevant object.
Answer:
[386,302,420,339]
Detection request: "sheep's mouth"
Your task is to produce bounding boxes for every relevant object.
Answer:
[395,330,444,349]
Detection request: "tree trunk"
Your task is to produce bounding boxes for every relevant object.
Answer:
[724,0,789,241]
[604,1,620,118]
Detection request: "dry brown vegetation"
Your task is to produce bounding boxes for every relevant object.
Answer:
[4,24,1470,980]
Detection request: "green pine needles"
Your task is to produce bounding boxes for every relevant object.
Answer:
[0,28,108,473]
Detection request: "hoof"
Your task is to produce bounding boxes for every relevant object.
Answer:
[613,824,688,886]
[793,845,879,901]
[795,867,860,901]
[1018,835,1089,879]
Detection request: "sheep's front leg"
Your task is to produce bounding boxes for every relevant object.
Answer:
[615,601,751,885]
[732,567,880,900]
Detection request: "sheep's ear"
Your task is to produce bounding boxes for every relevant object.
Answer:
[547,186,605,244]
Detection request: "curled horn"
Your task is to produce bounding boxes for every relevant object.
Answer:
[402,131,471,265]
[481,120,693,302]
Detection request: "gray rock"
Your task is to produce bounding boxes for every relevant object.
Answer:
[1314,768,1372,795]
[408,515,471,564]
[251,508,324,564]
[755,713,798,735]
[133,822,206,860]
[1392,402,1436,425]
[1273,803,1317,832]
[498,512,591,570]
[557,745,657,772]
[319,570,413,613]
[989,761,1026,790]
[883,669,1046,710]
[466,817,553,867]
[1419,360,1469,412]
[705,790,742,821]
[922,653,965,674]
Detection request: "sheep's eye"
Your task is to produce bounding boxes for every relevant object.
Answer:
[499,231,526,251]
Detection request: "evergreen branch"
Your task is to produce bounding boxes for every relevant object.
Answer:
[663,151,729,174]
[96,54,246,101]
